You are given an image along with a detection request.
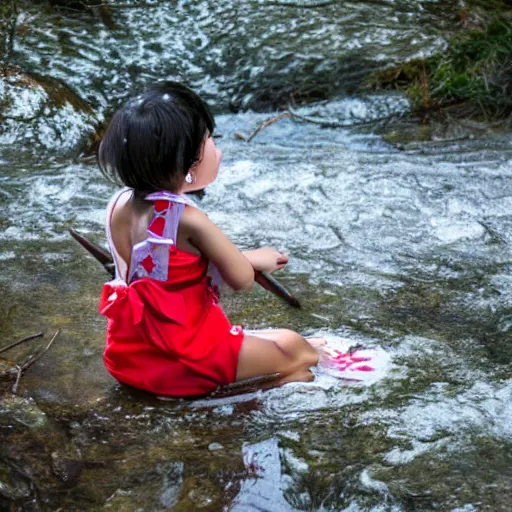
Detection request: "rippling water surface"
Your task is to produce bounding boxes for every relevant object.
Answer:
[2,1,512,510]
[15,0,454,111]
[2,103,512,510]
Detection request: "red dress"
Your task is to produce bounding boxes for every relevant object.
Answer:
[99,189,244,397]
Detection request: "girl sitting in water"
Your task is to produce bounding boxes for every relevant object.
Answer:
[97,81,326,397]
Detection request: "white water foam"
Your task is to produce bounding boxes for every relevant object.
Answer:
[313,333,393,386]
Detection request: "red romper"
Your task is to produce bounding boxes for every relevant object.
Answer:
[99,189,244,397]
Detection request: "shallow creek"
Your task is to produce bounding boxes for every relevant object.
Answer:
[2,105,512,510]
[1,0,512,511]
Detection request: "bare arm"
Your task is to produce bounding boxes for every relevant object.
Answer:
[181,206,255,291]
[242,248,288,273]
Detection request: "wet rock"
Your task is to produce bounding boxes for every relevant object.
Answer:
[0,460,31,501]
[176,477,219,510]
[0,395,48,432]
[158,462,184,509]
[0,69,101,158]
[50,451,85,486]
[0,395,69,509]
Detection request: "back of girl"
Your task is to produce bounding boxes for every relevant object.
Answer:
[98,81,324,397]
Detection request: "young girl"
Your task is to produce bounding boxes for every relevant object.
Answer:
[98,82,324,397]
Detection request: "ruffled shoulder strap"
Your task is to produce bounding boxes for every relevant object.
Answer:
[128,191,194,283]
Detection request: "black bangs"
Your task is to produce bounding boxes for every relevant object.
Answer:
[98,82,215,192]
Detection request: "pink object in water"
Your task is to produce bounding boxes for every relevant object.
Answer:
[322,349,375,380]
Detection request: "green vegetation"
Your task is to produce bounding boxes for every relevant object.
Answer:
[370,6,512,120]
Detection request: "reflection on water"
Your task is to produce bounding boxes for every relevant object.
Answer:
[234,437,300,512]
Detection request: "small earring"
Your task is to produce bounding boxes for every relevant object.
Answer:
[185,172,194,184]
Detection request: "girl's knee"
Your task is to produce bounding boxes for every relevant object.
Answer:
[277,329,305,350]
[301,348,319,368]
[277,330,318,367]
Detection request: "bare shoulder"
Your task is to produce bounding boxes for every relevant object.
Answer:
[179,204,211,235]
[110,194,131,233]
[109,194,133,263]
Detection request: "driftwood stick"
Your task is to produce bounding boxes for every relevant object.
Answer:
[0,332,43,355]
[255,272,301,308]
[69,229,112,266]
[53,0,171,10]
[70,229,302,308]
[210,372,282,397]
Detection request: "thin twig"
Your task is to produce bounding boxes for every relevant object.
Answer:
[11,365,23,394]
[10,330,60,394]
[0,332,43,355]
[21,329,60,372]
[240,107,402,142]
[246,112,291,142]
[210,372,282,397]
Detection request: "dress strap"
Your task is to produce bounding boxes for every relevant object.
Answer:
[144,191,223,292]
[128,191,192,283]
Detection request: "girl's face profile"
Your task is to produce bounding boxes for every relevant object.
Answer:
[183,135,222,192]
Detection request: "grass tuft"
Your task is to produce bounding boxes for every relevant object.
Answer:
[369,11,512,120]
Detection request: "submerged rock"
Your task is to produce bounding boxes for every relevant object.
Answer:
[0,394,48,431]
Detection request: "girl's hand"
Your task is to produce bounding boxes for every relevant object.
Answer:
[243,248,289,273]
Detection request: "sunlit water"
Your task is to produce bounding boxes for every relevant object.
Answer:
[2,0,512,510]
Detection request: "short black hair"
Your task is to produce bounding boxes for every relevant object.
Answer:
[98,82,215,192]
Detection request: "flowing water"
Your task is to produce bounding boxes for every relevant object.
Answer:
[1,1,512,511]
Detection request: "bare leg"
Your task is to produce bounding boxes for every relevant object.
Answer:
[306,337,326,348]
[278,368,314,385]
[236,329,320,384]
[245,329,326,348]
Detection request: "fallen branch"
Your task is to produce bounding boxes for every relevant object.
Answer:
[235,112,291,143]
[12,365,23,395]
[12,329,60,394]
[21,329,61,372]
[210,372,282,397]
[0,332,43,355]
[53,0,172,10]
[288,106,398,128]
[239,106,402,142]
